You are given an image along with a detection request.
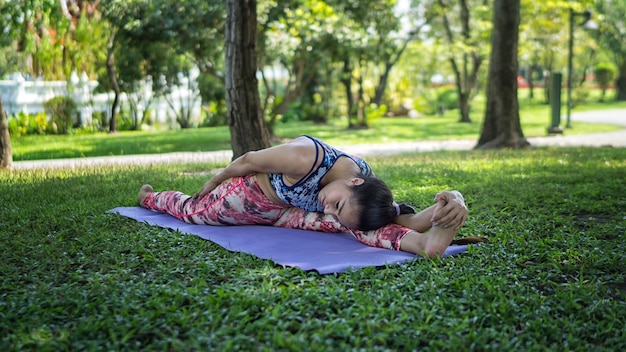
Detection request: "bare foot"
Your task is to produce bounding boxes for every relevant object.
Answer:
[138,184,153,207]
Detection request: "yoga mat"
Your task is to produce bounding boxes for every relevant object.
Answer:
[109,207,469,274]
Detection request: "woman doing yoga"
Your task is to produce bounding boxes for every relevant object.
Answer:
[138,135,469,258]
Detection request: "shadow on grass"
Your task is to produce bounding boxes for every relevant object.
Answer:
[1,147,625,350]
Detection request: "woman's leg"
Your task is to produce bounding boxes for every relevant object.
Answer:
[273,207,413,252]
[138,175,289,226]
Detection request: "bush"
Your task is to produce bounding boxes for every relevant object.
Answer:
[366,103,387,126]
[436,87,459,111]
[201,102,228,127]
[595,63,617,102]
[43,96,77,134]
[416,87,458,116]
[572,82,594,106]
[7,112,48,136]
[116,110,135,131]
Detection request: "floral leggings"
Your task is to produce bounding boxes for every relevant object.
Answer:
[142,174,412,250]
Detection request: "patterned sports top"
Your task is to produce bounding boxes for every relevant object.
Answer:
[268,135,372,212]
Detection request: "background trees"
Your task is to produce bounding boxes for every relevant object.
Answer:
[0,0,624,154]
[595,0,626,100]
[425,0,491,123]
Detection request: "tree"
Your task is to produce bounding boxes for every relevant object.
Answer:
[0,96,12,170]
[426,0,491,123]
[225,0,271,159]
[595,0,626,101]
[518,0,568,103]
[100,0,226,131]
[475,0,529,149]
[104,26,121,132]
[0,0,106,81]
[594,63,616,102]
[335,0,416,127]
[260,0,341,130]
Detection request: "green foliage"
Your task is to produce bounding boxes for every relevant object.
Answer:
[572,82,594,106]
[595,62,616,88]
[201,103,228,127]
[595,62,618,102]
[436,87,459,111]
[7,112,48,136]
[365,103,387,126]
[43,96,77,135]
[1,148,625,350]
[10,102,626,161]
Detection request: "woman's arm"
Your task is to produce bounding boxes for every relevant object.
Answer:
[394,191,468,232]
[193,137,316,198]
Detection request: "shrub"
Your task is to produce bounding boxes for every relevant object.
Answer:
[572,82,594,106]
[595,63,617,102]
[7,112,48,136]
[43,96,77,134]
[201,102,228,127]
[366,103,387,126]
[436,87,459,111]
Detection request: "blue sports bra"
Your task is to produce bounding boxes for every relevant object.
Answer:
[268,135,372,212]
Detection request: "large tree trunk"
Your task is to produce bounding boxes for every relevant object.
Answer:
[0,97,13,170]
[106,29,120,133]
[225,0,271,159]
[475,0,529,149]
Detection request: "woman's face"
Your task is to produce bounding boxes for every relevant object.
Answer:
[318,178,364,229]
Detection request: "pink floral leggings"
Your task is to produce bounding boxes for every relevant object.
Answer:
[142,175,411,250]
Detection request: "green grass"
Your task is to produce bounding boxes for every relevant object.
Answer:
[9,99,626,161]
[1,147,625,350]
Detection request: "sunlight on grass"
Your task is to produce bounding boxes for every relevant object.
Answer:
[8,98,626,161]
[1,148,625,350]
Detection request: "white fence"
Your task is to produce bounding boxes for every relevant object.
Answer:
[0,71,202,128]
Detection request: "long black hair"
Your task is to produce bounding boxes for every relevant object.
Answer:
[350,173,415,231]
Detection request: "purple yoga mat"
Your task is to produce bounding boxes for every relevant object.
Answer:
[109,207,469,274]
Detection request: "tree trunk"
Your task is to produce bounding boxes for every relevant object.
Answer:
[341,57,356,128]
[225,0,271,159]
[616,62,626,101]
[372,62,392,107]
[438,0,480,124]
[528,64,535,99]
[475,0,529,149]
[459,91,471,123]
[371,28,420,107]
[0,97,13,170]
[106,29,120,133]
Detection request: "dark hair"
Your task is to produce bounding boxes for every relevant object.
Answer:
[350,173,415,231]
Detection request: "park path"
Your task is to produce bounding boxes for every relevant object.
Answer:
[12,109,626,170]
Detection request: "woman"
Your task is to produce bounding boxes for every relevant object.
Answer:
[138,135,469,257]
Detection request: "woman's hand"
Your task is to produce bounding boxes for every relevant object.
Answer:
[431,190,468,231]
[193,179,220,199]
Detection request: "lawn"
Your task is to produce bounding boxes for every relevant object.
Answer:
[1,147,625,350]
[9,99,626,161]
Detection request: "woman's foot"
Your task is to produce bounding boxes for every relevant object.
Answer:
[138,184,153,207]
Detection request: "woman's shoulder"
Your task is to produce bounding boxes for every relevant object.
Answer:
[284,135,319,152]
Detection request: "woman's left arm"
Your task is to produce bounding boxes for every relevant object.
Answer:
[393,191,468,232]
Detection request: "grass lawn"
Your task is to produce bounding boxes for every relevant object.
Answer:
[1,147,625,350]
[9,100,626,161]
